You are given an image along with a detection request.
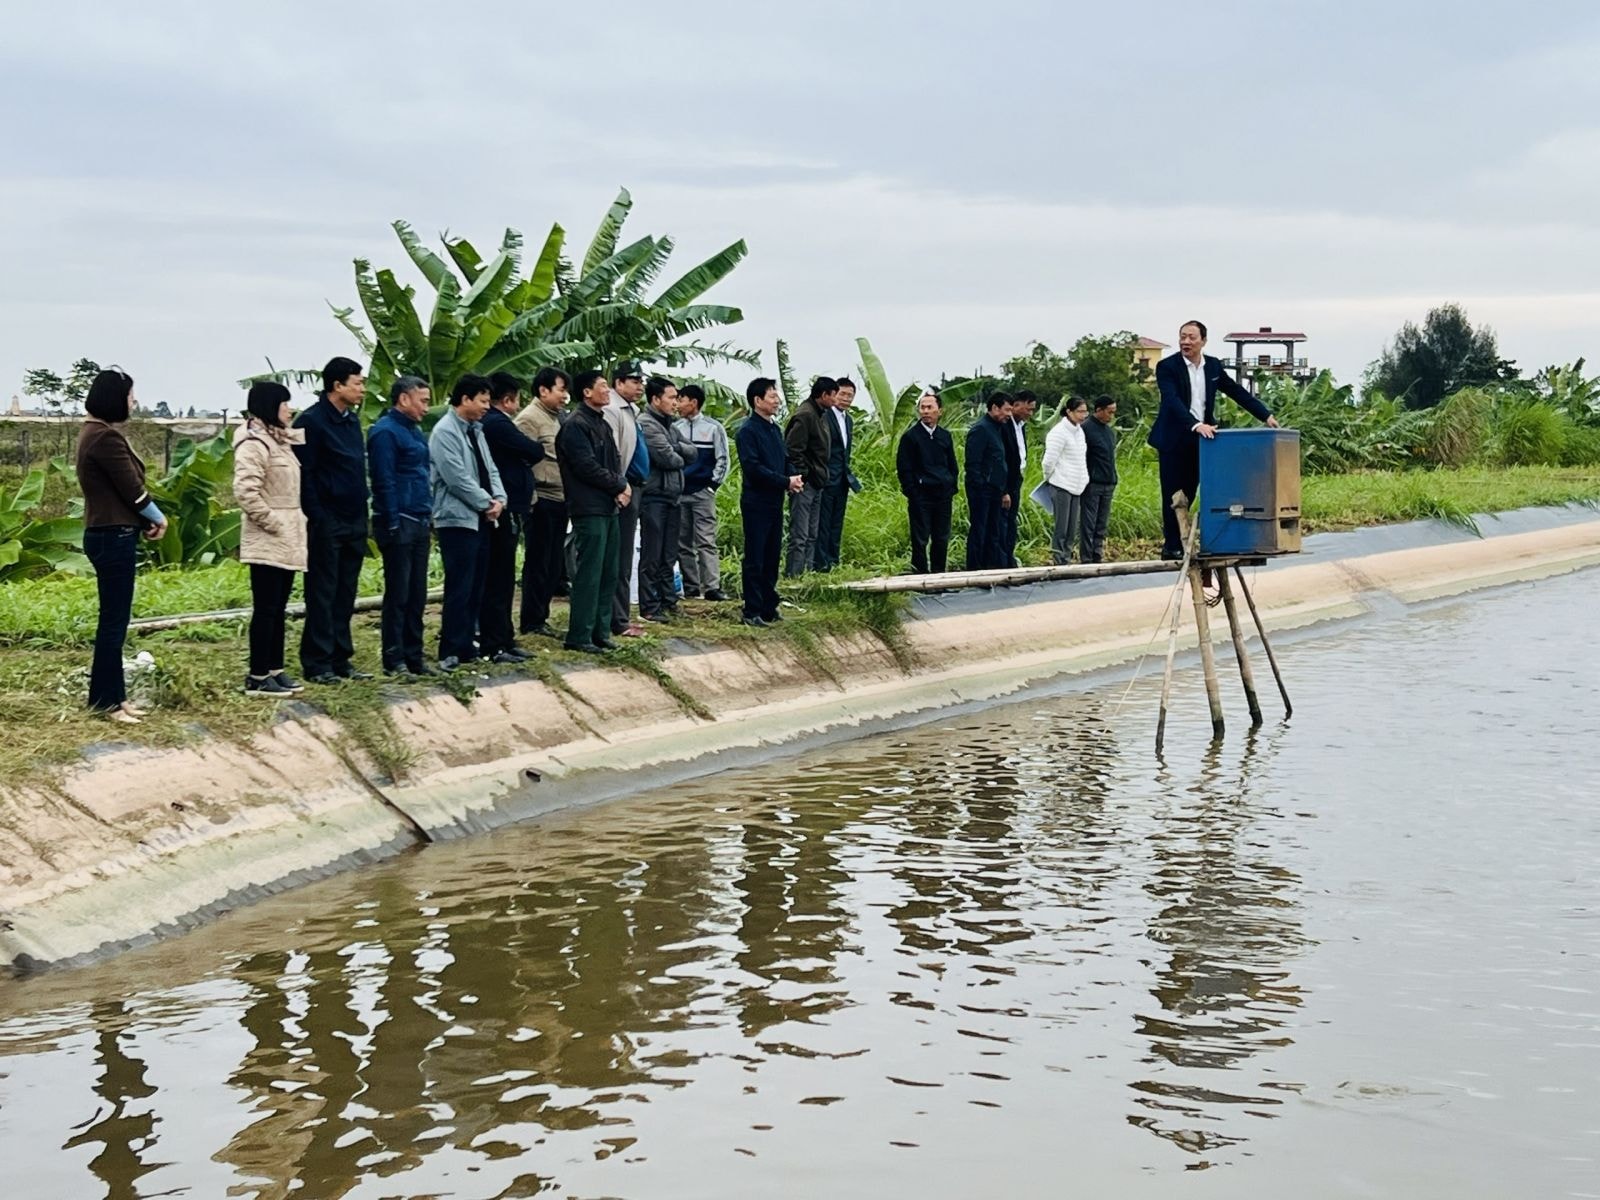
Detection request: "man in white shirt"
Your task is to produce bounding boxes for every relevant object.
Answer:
[1148,321,1279,559]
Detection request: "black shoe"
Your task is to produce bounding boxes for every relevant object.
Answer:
[408,662,438,676]
[272,672,304,694]
[503,646,532,661]
[383,663,410,678]
[703,588,726,602]
[593,637,617,651]
[438,656,461,672]
[337,667,374,682]
[566,642,604,655]
[764,610,784,623]
[489,650,523,665]
[1160,549,1184,562]
[681,588,701,599]
[307,672,342,686]
[641,611,672,624]
[740,615,768,627]
[245,675,296,697]
[523,623,556,639]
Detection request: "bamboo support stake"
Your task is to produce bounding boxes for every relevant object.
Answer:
[1155,493,1202,753]
[1188,563,1225,740]
[1217,568,1263,726]
[1233,564,1292,718]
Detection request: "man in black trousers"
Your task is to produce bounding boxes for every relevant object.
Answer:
[735,377,802,626]
[1149,320,1278,558]
[896,390,959,574]
[1080,394,1119,563]
[516,366,569,638]
[999,389,1034,567]
[479,371,545,662]
[294,356,372,684]
[815,375,858,570]
[964,392,1013,571]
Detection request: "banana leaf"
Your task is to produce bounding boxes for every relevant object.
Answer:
[654,240,747,311]
[391,219,453,291]
[581,187,633,277]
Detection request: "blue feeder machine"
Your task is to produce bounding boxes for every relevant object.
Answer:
[1198,429,1302,557]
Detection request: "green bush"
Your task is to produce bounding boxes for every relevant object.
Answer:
[1493,401,1570,467]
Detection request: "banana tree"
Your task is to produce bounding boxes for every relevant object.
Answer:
[0,462,89,582]
[144,432,242,567]
[247,188,758,418]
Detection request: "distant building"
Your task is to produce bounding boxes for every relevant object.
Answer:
[1132,336,1168,376]
[1223,326,1313,386]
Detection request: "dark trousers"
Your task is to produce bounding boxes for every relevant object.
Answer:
[248,564,296,676]
[999,488,1020,567]
[520,498,567,632]
[83,525,138,710]
[612,487,640,632]
[1081,481,1116,563]
[300,520,366,677]
[377,520,430,670]
[437,524,490,662]
[638,495,681,616]
[906,489,953,574]
[740,495,784,620]
[1158,439,1201,555]
[816,480,849,570]
[965,485,1005,571]
[478,511,522,656]
[569,513,620,648]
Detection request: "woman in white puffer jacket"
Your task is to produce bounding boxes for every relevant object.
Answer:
[1040,396,1090,564]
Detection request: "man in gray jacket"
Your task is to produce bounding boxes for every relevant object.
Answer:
[429,374,506,669]
[674,384,729,600]
[602,362,647,637]
[637,376,698,622]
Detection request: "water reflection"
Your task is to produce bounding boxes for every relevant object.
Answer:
[3,570,1599,1198]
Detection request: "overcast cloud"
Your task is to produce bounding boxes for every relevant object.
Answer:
[4,0,1598,411]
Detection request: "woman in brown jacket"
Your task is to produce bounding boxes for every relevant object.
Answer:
[75,368,167,723]
[233,382,309,696]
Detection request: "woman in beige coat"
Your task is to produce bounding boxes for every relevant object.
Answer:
[233,382,308,696]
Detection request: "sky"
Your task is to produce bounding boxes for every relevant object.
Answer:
[4,0,1599,413]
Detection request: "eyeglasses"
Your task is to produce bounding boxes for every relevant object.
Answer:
[103,364,129,378]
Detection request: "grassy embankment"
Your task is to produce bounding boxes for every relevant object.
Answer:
[0,461,1594,785]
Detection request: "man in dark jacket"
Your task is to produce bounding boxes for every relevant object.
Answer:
[999,390,1035,567]
[1150,320,1278,558]
[1080,395,1119,564]
[964,392,1013,571]
[368,375,433,676]
[294,356,372,684]
[476,372,546,662]
[636,376,698,622]
[815,375,859,570]
[737,377,802,626]
[783,375,837,576]
[556,370,631,653]
[896,390,959,574]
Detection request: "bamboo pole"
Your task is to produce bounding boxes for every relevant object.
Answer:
[835,558,1182,594]
[1155,493,1202,753]
[1188,563,1225,740]
[1217,568,1263,726]
[128,589,445,634]
[1233,565,1292,717]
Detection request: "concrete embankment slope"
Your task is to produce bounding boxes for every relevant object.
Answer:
[3,506,1597,972]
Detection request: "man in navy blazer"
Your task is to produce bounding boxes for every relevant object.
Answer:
[1148,320,1278,558]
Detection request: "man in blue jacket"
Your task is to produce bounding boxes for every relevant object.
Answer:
[429,374,506,670]
[293,356,372,684]
[368,375,434,676]
[479,372,546,662]
[1149,320,1278,559]
[736,377,802,626]
[964,393,1013,571]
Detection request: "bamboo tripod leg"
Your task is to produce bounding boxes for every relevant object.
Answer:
[1217,569,1263,726]
[1188,567,1225,740]
[1234,565,1292,718]
[1155,493,1200,753]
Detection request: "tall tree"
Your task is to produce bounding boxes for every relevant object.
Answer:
[64,358,101,406]
[1365,303,1517,409]
[21,368,65,415]
[1000,333,1157,420]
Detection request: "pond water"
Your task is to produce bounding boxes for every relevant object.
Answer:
[2,568,1597,1199]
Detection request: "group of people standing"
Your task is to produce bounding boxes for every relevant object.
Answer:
[69,320,1277,716]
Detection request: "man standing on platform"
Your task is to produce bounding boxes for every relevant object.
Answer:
[429,374,505,671]
[964,392,1012,571]
[602,362,648,637]
[515,367,569,638]
[896,390,958,574]
[815,375,859,571]
[1080,395,1119,564]
[557,370,631,654]
[294,356,372,684]
[368,375,434,677]
[784,376,836,576]
[674,384,728,600]
[1150,320,1278,559]
[736,377,802,626]
[479,372,545,662]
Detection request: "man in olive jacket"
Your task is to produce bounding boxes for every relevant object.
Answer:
[556,370,631,653]
[783,375,837,576]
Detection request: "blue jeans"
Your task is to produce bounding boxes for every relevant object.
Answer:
[83,526,138,710]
